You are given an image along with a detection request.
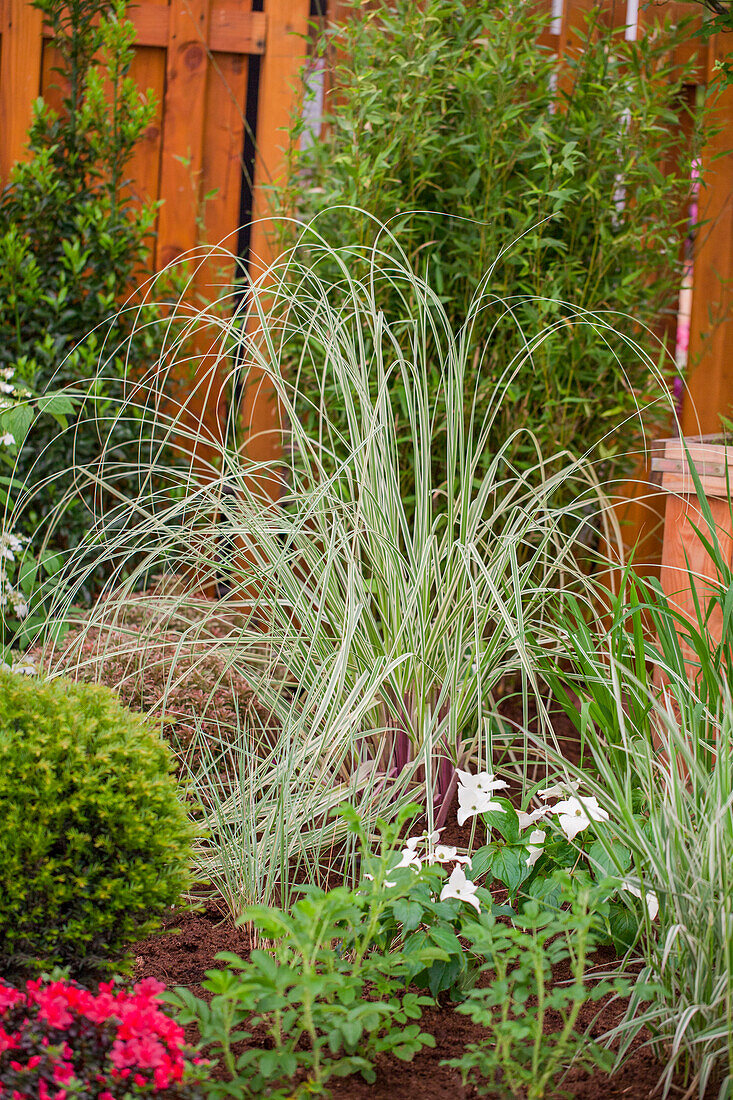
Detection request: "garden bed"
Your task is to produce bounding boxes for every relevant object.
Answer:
[129,857,670,1100]
[34,607,694,1098]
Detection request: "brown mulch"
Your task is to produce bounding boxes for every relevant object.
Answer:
[129,835,669,1100]
[42,592,683,1098]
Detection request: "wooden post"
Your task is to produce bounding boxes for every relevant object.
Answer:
[652,435,733,679]
[0,0,44,180]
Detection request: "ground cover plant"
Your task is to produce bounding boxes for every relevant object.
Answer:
[0,671,195,981]
[166,804,635,1099]
[447,891,633,1099]
[279,0,709,504]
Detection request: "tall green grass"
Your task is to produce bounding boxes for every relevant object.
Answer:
[20,226,650,916]
[544,481,733,1098]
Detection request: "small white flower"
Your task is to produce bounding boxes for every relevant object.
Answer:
[405,829,442,851]
[0,533,24,558]
[8,589,28,618]
[517,806,550,831]
[457,769,508,795]
[392,846,422,871]
[457,785,506,827]
[363,872,397,888]
[11,655,36,673]
[525,828,546,868]
[550,795,610,841]
[538,780,581,801]
[622,881,659,920]
[430,844,472,866]
[0,433,14,447]
[0,382,15,395]
[440,864,481,912]
[0,369,14,381]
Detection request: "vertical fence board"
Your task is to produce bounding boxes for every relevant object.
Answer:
[157,0,211,270]
[240,0,310,469]
[0,0,43,179]
[683,46,733,437]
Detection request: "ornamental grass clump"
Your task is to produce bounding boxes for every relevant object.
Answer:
[0,672,195,980]
[23,230,641,918]
[541,497,733,1097]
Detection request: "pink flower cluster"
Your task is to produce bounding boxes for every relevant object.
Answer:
[0,977,204,1098]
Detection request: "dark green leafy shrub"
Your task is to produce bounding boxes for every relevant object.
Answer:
[0,0,172,562]
[279,0,709,506]
[0,672,195,980]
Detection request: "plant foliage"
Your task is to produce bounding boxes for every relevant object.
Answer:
[279,0,707,503]
[30,238,627,917]
[543,479,733,1097]
[446,890,633,1098]
[0,673,195,980]
[0,975,207,1098]
[0,0,169,557]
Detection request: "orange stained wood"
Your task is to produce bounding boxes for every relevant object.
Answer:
[683,44,733,438]
[651,437,733,681]
[241,0,311,473]
[660,493,733,679]
[0,0,44,178]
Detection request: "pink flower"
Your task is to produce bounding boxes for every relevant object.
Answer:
[0,985,24,1014]
[52,1060,76,1085]
[0,1026,19,1054]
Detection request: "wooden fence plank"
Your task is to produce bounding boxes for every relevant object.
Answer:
[31,3,266,53]
[683,44,733,437]
[0,0,44,179]
[156,0,212,271]
[241,0,310,470]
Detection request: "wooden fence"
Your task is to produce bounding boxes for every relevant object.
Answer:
[0,0,311,456]
[1,0,732,556]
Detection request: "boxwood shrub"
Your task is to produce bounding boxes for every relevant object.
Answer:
[0,672,195,979]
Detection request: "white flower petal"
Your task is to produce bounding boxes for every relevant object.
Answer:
[392,847,422,871]
[440,864,481,912]
[517,806,549,831]
[623,881,659,920]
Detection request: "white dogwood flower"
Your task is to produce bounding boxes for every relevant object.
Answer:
[404,829,442,851]
[457,769,508,795]
[392,845,423,871]
[517,806,549,831]
[538,780,581,801]
[622,881,659,920]
[430,844,472,866]
[525,829,546,868]
[457,785,506,827]
[550,795,609,840]
[440,864,481,912]
[0,433,14,447]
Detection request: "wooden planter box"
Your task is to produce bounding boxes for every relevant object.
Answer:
[651,434,733,676]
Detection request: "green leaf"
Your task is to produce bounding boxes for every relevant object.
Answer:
[481,798,520,843]
[0,404,33,444]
